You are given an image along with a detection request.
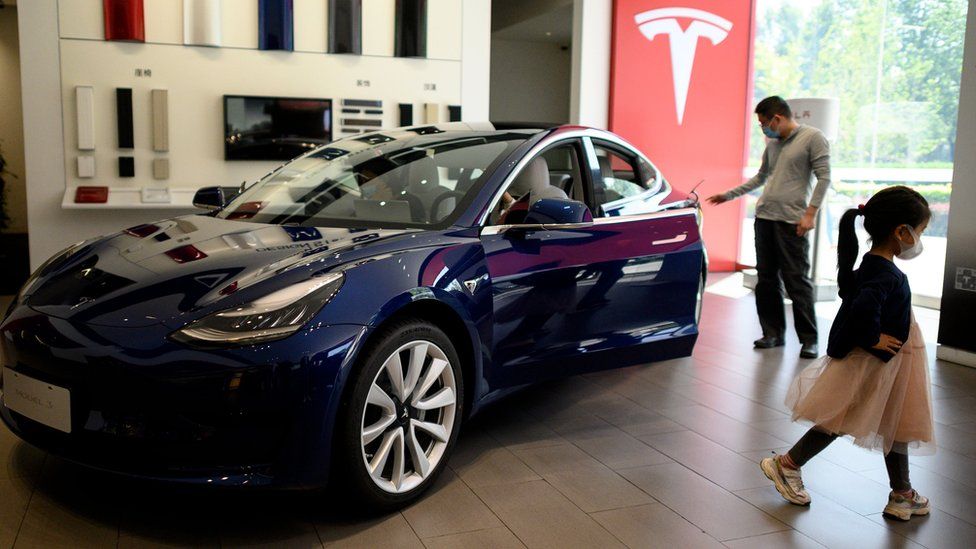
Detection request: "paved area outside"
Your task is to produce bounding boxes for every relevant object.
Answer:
[0,286,973,548]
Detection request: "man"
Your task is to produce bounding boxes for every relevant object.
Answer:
[708,96,831,359]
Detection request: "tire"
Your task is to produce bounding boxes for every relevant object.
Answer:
[337,319,464,510]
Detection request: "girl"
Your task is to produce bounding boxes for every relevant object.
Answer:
[759,185,936,521]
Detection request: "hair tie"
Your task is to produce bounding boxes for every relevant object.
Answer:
[857,204,865,214]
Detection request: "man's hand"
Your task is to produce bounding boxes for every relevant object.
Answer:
[871,333,903,355]
[796,210,816,236]
[706,193,730,205]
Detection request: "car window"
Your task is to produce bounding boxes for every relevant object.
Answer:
[590,140,668,218]
[219,133,526,229]
[489,140,585,226]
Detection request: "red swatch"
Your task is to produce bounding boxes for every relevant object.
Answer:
[103,0,145,42]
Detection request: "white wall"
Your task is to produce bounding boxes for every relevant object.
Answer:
[19,0,490,270]
[569,0,611,129]
[0,7,27,233]
[489,39,571,124]
[937,0,976,367]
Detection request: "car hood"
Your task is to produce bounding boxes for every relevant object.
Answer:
[23,215,418,328]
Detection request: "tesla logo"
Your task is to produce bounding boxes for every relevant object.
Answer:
[635,7,733,124]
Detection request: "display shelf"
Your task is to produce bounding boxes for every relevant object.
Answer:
[61,187,199,209]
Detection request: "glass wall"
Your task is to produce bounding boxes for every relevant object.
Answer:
[742,0,968,303]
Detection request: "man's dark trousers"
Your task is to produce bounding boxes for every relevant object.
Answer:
[754,218,818,344]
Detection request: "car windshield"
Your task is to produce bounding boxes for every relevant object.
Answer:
[217,130,531,229]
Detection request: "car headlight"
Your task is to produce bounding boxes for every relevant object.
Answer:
[17,239,92,304]
[171,272,344,347]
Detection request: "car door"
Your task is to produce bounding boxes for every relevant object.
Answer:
[575,137,703,355]
[480,138,606,386]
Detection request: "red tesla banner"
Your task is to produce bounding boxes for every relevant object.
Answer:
[609,0,757,272]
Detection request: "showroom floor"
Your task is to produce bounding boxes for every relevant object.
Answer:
[1,284,975,549]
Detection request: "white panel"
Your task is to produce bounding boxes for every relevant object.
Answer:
[221,0,258,49]
[75,86,95,150]
[58,0,104,40]
[184,0,222,46]
[77,156,96,178]
[362,0,395,57]
[427,0,461,61]
[293,0,327,53]
[461,0,491,121]
[145,0,184,44]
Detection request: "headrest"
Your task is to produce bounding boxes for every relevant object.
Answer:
[597,155,613,180]
[406,156,441,196]
[509,157,550,197]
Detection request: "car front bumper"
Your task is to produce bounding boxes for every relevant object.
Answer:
[0,304,368,488]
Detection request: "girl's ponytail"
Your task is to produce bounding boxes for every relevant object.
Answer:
[836,207,863,298]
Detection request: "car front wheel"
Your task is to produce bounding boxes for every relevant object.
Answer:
[338,319,463,509]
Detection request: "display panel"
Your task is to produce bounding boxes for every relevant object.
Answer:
[259,0,295,51]
[223,95,332,161]
[395,0,427,57]
[103,0,145,42]
[328,0,362,54]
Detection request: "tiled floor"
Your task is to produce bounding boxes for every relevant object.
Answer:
[1,284,974,548]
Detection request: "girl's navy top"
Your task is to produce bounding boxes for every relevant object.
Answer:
[827,253,912,363]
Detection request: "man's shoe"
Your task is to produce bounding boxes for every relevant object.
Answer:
[883,490,930,521]
[760,455,811,505]
[800,342,819,359]
[754,336,785,349]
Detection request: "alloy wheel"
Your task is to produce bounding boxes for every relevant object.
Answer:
[359,340,457,494]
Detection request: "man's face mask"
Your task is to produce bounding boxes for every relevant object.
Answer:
[761,116,780,139]
[896,225,924,260]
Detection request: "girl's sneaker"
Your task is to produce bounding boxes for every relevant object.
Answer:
[760,455,811,506]
[883,490,930,521]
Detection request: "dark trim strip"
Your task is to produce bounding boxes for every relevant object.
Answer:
[342,98,382,107]
[116,88,134,149]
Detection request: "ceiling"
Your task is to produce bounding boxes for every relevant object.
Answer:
[493,2,573,46]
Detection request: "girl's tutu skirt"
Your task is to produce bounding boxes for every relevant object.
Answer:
[785,319,936,455]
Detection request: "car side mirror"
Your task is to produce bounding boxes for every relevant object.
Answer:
[523,198,593,225]
[192,187,239,211]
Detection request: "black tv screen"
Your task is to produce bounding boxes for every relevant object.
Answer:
[224,95,332,160]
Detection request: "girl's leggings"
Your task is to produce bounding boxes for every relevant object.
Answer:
[786,427,911,491]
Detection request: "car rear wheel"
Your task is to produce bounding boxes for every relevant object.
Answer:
[338,320,463,509]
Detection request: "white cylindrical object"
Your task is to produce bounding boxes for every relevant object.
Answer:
[183,0,222,47]
[76,86,95,151]
[788,97,840,142]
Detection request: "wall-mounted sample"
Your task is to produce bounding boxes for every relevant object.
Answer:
[103,0,145,42]
[398,103,413,127]
[151,89,169,152]
[76,86,96,151]
[258,0,294,51]
[339,99,383,135]
[329,0,362,54]
[424,103,440,124]
[77,156,96,179]
[119,156,136,177]
[183,0,222,47]
[448,105,461,122]
[224,95,332,160]
[116,88,134,149]
[153,159,170,180]
[142,187,171,203]
[395,0,427,58]
[75,186,110,204]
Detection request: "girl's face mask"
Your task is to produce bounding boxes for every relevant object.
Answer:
[896,225,924,260]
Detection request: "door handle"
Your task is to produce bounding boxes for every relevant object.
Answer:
[652,233,688,246]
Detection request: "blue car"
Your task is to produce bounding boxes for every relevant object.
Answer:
[0,123,705,508]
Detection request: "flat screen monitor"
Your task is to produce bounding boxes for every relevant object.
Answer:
[224,95,332,160]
